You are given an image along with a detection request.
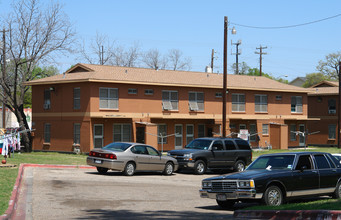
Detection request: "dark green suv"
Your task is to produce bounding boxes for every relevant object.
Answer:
[167,138,252,175]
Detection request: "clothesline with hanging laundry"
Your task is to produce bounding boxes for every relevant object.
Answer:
[0,128,35,159]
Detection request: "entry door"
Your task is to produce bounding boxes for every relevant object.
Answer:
[175,124,183,149]
[94,124,103,148]
[136,127,145,144]
[299,124,305,146]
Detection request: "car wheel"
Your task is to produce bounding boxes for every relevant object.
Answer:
[263,185,283,206]
[233,160,245,172]
[163,162,174,175]
[216,200,236,209]
[123,162,135,176]
[333,181,341,199]
[194,160,206,175]
[96,167,108,174]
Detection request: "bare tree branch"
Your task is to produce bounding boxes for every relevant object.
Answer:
[0,0,76,152]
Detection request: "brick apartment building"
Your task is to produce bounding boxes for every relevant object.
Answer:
[307,81,339,147]
[27,63,311,153]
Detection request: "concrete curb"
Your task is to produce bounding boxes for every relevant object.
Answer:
[0,164,94,220]
[234,209,341,219]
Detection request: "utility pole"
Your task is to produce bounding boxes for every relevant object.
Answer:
[232,40,242,74]
[255,45,267,76]
[1,28,8,129]
[210,49,215,72]
[223,16,228,138]
[101,45,104,65]
[337,62,341,149]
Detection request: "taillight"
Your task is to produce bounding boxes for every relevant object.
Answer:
[109,154,117,160]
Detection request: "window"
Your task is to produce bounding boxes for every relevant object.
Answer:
[314,155,331,169]
[198,124,205,138]
[255,94,267,112]
[175,125,183,148]
[328,124,336,139]
[249,124,257,142]
[290,124,296,141]
[73,88,80,110]
[212,140,224,151]
[189,92,204,111]
[158,124,167,144]
[99,88,118,109]
[262,124,269,135]
[295,155,313,170]
[235,139,251,150]
[328,99,336,114]
[146,146,159,156]
[291,96,303,113]
[232,94,245,112]
[186,124,194,145]
[74,123,80,144]
[128,88,137,94]
[162,90,178,110]
[215,92,222,98]
[44,89,51,110]
[145,89,154,95]
[224,140,236,150]
[44,123,51,143]
[276,95,282,101]
[113,124,131,142]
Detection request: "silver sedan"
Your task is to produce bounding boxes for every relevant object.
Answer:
[87,142,178,176]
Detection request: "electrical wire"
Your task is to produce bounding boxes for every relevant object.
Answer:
[231,13,341,29]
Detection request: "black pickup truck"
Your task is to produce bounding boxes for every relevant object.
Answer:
[167,138,252,174]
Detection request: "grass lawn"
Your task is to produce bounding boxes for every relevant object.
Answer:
[0,152,87,215]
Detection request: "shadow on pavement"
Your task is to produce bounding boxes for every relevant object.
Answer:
[75,209,234,220]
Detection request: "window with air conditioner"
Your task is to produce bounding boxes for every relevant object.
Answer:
[328,99,336,114]
[162,90,178,110]
[44,89,51,110]
[189,92,204,111]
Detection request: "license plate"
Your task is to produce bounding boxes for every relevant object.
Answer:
[216,194,227,201]
[94,159,102,164]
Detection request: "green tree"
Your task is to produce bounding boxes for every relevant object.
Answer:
[24,66,59,108]
[316,51,341,80]
[231,62,250,75]
[1,0,75,152]
[302,73,330,88]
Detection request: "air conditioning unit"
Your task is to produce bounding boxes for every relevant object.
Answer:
[329,109,336,114]
[43,104,50,109]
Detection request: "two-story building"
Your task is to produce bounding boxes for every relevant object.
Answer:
[27,63,311,153]
[307,81,339,147]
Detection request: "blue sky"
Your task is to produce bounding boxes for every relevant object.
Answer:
[1,0,341,81]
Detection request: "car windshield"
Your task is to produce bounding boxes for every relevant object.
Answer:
[185,139,212,150]
[102,143,132,152]
[247,155,295,170]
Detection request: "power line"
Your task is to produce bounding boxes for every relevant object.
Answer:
[231,13,341,29]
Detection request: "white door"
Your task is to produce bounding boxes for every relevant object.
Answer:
[94,124,104,148]
[175,124,183,149]
[299,124,305,147]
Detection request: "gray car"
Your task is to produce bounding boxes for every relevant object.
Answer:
[87,142,178,176]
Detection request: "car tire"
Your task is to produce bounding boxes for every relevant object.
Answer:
[163,162,174,175]
[216,200,236,209]
[333,181,341,199]
[263,185,284,206]
[194,160,206,175]
[233,160,245,172]
[123,162,135,176]
[96,167,108,174]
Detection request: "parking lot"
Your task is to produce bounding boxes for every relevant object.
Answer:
[17,166,235,219]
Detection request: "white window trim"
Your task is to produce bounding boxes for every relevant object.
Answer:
[291,96,303,113]
[189,91,204,111]
[232,93,245,112]
[255,94,268,113]
[162,90,178,111]
[262,124,269,135]
[99,87,119,110]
